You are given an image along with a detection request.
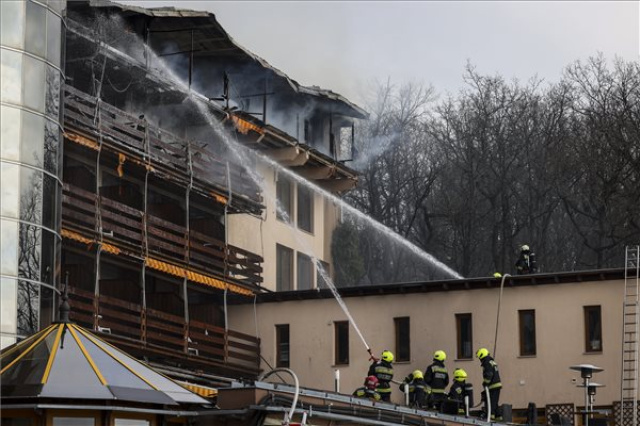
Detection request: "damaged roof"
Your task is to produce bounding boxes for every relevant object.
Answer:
[89,0,368,119]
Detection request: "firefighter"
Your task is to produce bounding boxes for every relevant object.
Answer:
[515,244,538,274]
[424,350,449,410]
[400,370,428,408]
[353,375,382,401]
[476,347,502,420]
[448,368,471,415]
[368,350,394,402]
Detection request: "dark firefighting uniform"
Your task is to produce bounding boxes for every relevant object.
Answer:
[481,356,502,418]
[368,360,393,402]
[425,360,449,409]
[449,380,471,414]
[400,374,428,408]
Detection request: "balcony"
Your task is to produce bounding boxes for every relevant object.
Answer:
[62,183,263,288]
[68,286,260,377]
[63,84,262,213]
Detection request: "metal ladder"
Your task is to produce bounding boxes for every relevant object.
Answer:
[621,245,640,426]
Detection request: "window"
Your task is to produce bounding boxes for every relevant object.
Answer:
[297,252,313,290]
[335,321,349,365]
[276,324,290,368]
[394,317,411,362]
[316,261,330,289]
[276,244,293,291]
[584,306,603,352]
[519,310,537,356]
[297,185,314,233]
[456,313,473,359]
[276,174,292,222]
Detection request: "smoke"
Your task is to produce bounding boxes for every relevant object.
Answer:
[351,131,401,170]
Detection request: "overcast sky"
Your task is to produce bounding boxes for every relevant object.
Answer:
[126,1,639,105]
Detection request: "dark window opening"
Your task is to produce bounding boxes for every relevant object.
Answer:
[297,185,314,233]
[276,244,293,292]
[394,317,411,362]
[584,305,603,352]
[276,174,293,223]
[335,321,349,365]
[519,309,537,356]
[297,252,313,290]
[276,324,290,368]
[456,313,473,359]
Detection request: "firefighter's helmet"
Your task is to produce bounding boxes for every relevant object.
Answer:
[381,350,394,363]
[521,245,530,252]
[365,375,379,389]
[476,347,489,360]
[412,370,424,380]
[454,368,468,382]
[433,350,446,361]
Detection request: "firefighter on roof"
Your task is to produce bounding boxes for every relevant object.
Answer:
[448,368,471,414]
[353,375,382,401]
[368,350,394,402]
[477,347,502,420]
[424,350,449,410]
[400,369,428,408]
[515,244,538,274]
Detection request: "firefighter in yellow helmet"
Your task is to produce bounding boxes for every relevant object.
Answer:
[400,369,427,408]
[424,350,449,410]
[477,347,502,420]
[515,244,538,275]
[448,368,471,414]
[368,350,394,402]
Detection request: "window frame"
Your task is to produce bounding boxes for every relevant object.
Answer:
[584,305,603,353]
[276,244,293,292]
[297,184,314,233]
[394,317,411,362]
[518,309,537,356]
[296,252,314,290]
[334,320,350,365]
[455,313,473,360]
[276,174,293,223]
[275,324,290,368]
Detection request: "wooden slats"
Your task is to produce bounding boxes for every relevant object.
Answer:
[67,286,260,375]
[63,85,261,206]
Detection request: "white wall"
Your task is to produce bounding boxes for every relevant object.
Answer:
[228,278,625,409]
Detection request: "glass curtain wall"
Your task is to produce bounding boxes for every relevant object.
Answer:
[1,0,65,348]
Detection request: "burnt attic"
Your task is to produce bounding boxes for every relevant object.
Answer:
[65,0,367,193]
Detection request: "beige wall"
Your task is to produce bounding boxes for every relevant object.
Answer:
[228,163,338,291]
[228,278,626,409]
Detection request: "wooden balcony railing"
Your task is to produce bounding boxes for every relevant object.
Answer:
[63,84,260,205]
[62,183,263,287]
[68,287,261,377]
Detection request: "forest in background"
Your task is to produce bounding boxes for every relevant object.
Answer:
[332,56,640,285]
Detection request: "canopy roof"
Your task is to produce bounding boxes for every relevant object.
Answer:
[0,322,210,406]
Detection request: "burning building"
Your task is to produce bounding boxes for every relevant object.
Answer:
[2,0,366,383]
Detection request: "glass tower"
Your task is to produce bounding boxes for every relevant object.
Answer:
[1,0,66,348]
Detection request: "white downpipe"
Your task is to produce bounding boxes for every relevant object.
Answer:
[404,383,410,406]
[334,369,340,393]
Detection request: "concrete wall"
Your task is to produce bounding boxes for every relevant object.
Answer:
[228,278,625,409]
[228,162,338,291]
